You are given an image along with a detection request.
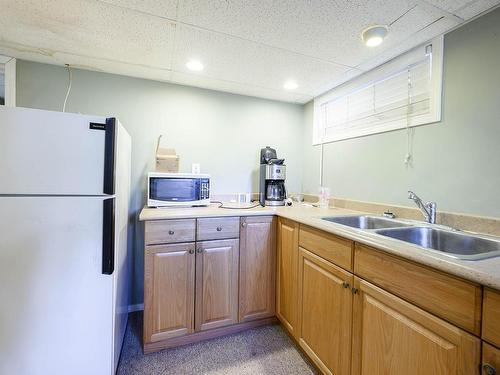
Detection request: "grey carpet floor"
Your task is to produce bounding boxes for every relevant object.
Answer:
[117,312,317,375]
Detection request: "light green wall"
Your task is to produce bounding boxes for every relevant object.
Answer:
[302,7,500,219]
[16,63,304,304]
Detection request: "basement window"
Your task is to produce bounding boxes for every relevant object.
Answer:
[313,36,443,144]
[0,55,16,107]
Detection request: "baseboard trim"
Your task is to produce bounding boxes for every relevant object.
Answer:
[128,303,144,313]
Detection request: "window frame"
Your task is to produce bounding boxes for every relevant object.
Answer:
[0,55,16,107]
[313,36,443,145]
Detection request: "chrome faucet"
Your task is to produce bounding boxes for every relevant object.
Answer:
[408,190,437,224]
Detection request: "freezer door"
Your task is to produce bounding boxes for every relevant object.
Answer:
[0,196,116,375]
[0,106,115,195]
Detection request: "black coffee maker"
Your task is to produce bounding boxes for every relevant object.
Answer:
[259,147,287,206]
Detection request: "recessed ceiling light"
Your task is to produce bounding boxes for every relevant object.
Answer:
[186,59,204,71]
[361,25,388,47]
[283,80,298,90]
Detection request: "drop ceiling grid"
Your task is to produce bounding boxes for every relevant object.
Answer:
[0,0,177,69]
[0,0,498,103]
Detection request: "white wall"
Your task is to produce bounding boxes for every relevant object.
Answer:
[16,62,304,303]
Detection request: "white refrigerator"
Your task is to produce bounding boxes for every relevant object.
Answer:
[0,106,131,375]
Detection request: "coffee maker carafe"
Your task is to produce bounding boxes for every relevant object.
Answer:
[259,147,287,206]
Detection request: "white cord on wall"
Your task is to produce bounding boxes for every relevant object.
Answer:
[404,66,414,167]
[62,64,72,113]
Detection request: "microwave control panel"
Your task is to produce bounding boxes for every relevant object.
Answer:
[200,178,210,200]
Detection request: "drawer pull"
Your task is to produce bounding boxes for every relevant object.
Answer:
[342,282,350,289]
[196,248,203,254]
[351,287,359,295]
[483,364,496,375]
[168,230,175,235]
[216,226,223,231]
[188,249,194,254]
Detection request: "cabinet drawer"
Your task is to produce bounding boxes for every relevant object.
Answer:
[354,243,482,335]
[483,288,500,347]
[299,225,353,271]
[197,217,240,241]
[145,219,196,245]
[483,342,500,375]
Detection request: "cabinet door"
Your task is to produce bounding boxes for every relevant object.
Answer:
[144,242,195,344]
[351,277,481,375]
[297,248,353,375]
[276,218,299,337]
[482,342,500,375]
[239,216,276,322]
[195,239,239,331]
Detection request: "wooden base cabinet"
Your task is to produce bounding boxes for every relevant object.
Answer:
[482,343,500,375]
[276,218,299,337]
[144,243,196,344]
[239,216,276,322]
[195,239,239,331]
[297,248,353,375]
[351,277,481,375]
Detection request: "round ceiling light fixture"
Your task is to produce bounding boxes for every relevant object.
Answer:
[186,59,204,71]
[361,25,388,47]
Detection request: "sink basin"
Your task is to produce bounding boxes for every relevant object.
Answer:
[322,215,411,230]
[375,227,500,260]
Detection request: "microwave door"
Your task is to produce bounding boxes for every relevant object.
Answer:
[149,178,200,203]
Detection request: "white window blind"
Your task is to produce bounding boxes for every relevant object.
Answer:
[313,36,443,144]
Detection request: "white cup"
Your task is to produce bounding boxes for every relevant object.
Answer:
[318,186,330,208]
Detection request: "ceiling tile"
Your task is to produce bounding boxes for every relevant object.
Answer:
[97,0,179,19]
[170,71,312,103]
[426,0,478,13]
[173,24,350,96]
[0,0,176,69]
[177,0,449,67]
[454,0,500,18]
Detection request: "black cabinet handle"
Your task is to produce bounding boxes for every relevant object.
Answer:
[168,230,175,235]
[216,226,223,232]
[483,364,496,375]
[342,282,350,289]
[351,287,359,295]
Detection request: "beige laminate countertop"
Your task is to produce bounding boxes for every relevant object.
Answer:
[139,203,500,290]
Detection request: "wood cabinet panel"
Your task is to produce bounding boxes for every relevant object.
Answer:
[144,243,195,344]
[351,277,481,375]
[299,225,353,271]
[276,218,299,337]
[195,239,239,331]
[239,216,276,322]
[297,248,353,375]
[354,243,482,335]
[145,219,196,245]
[483,342,500,375]
[197,217,240,241]
[483,288,500,347]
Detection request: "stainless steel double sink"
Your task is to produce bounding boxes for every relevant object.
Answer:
[322,215,500,260]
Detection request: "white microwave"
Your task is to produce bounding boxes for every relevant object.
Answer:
[147,172,211,207]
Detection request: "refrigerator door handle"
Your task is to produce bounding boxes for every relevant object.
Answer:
[103,118,116,195]
[102,197,115,275]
